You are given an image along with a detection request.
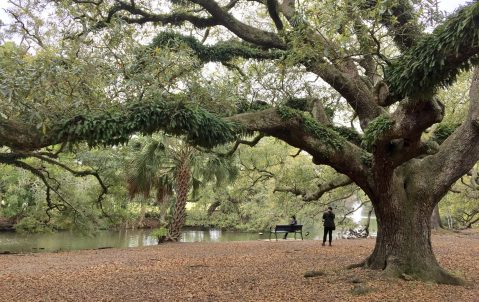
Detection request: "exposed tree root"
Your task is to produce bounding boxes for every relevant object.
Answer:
[348,256,465,285]
[384,260,465,285]
[346,260,367,270]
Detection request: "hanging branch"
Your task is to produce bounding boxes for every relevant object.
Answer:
[289,149,302,158]
[305,191,357,217]
[219,133,265,157]
[29,153,109,215]
[1,151,111,222]
[10,160,68,222]
[337,199,367,224]
[275,174,353,202]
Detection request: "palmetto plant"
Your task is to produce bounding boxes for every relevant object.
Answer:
[127,135,237,241]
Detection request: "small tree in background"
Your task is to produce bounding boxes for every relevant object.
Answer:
[127,136,237,240]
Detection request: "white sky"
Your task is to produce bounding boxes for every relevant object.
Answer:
[0,0,471,25]
[0,0,471,51]
[439,0,470,12]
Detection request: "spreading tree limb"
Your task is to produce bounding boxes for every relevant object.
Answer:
[422,68,479,202]
[385,2,479,101]
[274,174,353,202]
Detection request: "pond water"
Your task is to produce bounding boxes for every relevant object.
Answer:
[0,228,258,254]
[0,219,377,254]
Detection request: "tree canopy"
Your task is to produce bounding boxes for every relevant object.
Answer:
[1,0,479,284]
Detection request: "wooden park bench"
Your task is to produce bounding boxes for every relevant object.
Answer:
[269,224,303,241]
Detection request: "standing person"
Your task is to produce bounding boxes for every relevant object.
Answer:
[322,207,335,246]
[283,215,298,240]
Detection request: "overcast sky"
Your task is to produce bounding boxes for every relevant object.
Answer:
[0,0,472,23]
[0,0,471,45]
[439,0,470,12]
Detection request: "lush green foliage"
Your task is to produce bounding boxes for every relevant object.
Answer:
[57,100,241,148]
[150,227,169,243]
[187,138,362,232]
[431,123,460,145]
[0,43,110,128]
[362,115,394,150]
[0,145,143,233]
[151,32,284,63]
[0,0,477,239]
[385,2,479,99]
[440,172,479,229]
[276,106,346,150]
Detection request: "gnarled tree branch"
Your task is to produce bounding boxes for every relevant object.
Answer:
[384,2,479,102]
[226,108,369,189]
[421,68,479,201]
[377,0,424,52]
[219,133,265,157]
[92,1,219,30]
[0,151,110,219]
[189,0,286,49]
[303,174,353,201]
[274,174,353,202]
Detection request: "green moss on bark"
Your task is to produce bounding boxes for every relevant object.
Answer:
[362,115,394,150]
[151,32,284,63]
[56,100,240,148]
[385,2,479,99]
[276,106,346,150]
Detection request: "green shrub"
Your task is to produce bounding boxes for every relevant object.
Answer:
[150,227,169,244]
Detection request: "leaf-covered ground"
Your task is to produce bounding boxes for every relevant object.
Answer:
[0,230,478,301]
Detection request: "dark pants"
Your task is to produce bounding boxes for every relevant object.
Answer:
[323,227,333,243]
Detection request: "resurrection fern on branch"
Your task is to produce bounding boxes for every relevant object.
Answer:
[276,106,303,121]
[332,126,362,146]
[56,100,240,148]
[431,123,460,145]
[151,32,285,63]
[276,106,347,150]
[385,2,479,99]
[361,115,394,150]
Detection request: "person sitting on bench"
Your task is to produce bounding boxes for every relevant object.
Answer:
[283,215,298,239]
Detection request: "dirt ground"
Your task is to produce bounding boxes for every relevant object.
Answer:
[0,230,478,302]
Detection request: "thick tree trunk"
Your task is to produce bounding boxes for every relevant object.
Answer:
[363,208,373,237]
[207,200,221,216]
[430,205,443,230]
[158,201,169,225]
[0,217,15,232]
[360,174,463,285]
[137,202,146,229]
[167,152,191,241]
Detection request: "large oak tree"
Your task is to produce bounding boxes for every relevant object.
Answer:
[2,0,479,284]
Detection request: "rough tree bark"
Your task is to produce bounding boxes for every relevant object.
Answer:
[431,205,443,230]
[364,164,462,284]
[2,0,479,286]
[363,207,373,237]
[360,68,479,284]
[167,149,191,241]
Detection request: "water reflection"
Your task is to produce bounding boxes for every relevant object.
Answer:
[182,229,205,242]
[0,222,377,254]
[209,229,221,241]
[0,228,261,254]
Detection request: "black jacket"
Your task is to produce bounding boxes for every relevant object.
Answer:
[322,211,335,228]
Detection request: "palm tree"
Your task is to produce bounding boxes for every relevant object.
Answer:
[127,139,174,228]
[127,135,237,241]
